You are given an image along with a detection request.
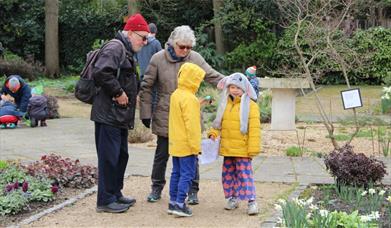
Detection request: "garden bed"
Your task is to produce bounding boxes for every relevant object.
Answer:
[275,183,391,227]
[0,187,84,227]
[0,154,97,227]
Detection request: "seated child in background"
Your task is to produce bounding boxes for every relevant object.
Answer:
[0,94,24,129]
[245,66,260,99]
[27,88,48,127]
[168,63,206,217]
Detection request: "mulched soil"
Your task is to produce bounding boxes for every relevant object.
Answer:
[308,184,391,227]
[0,187,84,227]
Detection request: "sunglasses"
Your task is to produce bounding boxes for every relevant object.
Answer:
[133,31,147,42]
[176,43,192,50]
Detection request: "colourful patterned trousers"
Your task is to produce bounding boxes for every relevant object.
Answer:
[222,157,256,201]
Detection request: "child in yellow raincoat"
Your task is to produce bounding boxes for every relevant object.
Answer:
[167,62,205,217]
[208,72,261,215]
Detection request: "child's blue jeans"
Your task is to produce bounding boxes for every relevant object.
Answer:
[169,155,197,204]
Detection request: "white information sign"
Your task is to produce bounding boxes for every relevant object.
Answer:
[340,88,363,109]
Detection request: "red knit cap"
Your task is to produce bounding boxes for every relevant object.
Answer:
[124,13,150,32]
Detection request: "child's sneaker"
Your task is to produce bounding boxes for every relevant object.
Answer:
[7,123,16,129]
[167,203,175,215]
[0,124,5,129]
[147,190,161,203]
[187,192,199,205]
[172,204,192,217]
[247,201,259,215]
[224,197,239,210]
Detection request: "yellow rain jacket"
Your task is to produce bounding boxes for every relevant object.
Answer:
[209,96,261,157]
[169,63,206,157]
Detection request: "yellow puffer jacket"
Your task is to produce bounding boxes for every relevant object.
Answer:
[208,96,261,157]
[169,63,205,157]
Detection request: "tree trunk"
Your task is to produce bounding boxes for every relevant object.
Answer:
[128,0,139,16]
[213,0,224,54]
[45,0,59,77]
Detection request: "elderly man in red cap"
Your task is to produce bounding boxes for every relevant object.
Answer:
[91,13,149,213]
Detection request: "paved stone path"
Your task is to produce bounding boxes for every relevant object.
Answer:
[1,118,390,184]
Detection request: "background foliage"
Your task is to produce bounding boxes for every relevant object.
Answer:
[0,0,390,84]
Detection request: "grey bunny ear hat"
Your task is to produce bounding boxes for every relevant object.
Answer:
[212,73,257,134]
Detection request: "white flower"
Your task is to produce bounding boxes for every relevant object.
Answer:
[277,199,286,205]
[387,196,391,202]
[369,188,376,195]
[361,191,368,196]
[379,190,386,196]
[274,204,282,211]
[369,211,380,220]
[306,197,314,205]
[319,209,329,217]
[309,204,319,211]
[306,212,312,219]
[360,215,371,223]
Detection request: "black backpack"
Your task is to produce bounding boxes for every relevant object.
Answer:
[75,39,125,104]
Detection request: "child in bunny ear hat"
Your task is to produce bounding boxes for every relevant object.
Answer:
[208,72,261,215]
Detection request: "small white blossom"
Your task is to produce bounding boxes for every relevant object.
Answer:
[319,209,329,217]
[274,204,282,211]
[369,188,376,195]
[306,197,314,205]
[369,211,380,220]
[277,199,286,205]
[309,204,319,211]
[387,196,391,202]
[361,191,368,196]
[379,190,386,196]
[360,215,371,223]
[306,212,312,219]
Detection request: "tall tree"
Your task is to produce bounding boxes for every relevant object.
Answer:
[45,0,59,77]
[128,0,139,15]
[213,0,224,54]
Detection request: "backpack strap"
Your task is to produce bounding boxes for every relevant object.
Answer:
[107,39,127,80]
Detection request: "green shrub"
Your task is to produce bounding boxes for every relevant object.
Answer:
[0,161,8,170]
[286,146,303,157]
[259,90,271,123]
[0,190,28,216]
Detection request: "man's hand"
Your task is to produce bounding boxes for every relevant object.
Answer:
[142,119,151,128]
[115,92,128,106]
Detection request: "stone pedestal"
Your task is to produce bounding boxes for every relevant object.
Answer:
[260,78,310,130]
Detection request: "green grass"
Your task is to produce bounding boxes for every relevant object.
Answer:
[297,85,383,116]
[0,160,8,170]
[286,146,304,157]
[29,76,78,93]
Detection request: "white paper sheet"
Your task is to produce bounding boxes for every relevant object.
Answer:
[199,138,220,165]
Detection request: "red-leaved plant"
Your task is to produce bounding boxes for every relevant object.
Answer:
[23,154,97,189]
[324,145,387,187]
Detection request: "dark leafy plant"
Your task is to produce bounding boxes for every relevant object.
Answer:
[324,145,387,186]
[23,154,97,189]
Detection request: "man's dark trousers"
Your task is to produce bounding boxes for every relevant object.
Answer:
[151,136,199,194]
[95,122,129,206]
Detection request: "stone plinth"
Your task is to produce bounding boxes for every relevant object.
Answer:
[260,78,310,130]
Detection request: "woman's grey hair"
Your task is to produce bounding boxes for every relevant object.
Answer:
[167,25,196,47]
[121,30,129,36]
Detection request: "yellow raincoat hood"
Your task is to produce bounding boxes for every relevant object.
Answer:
[177,62,206,93]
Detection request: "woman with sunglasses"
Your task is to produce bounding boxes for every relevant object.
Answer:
[139,25,225,206]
